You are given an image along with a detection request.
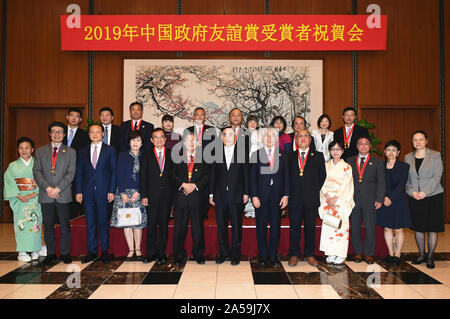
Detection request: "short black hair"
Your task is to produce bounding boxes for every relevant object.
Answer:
[246,115,259,127]
[385,139,401,151]
[342,106,357,116]
[221,126,234,133]
[99,107,114,116]
[128,130,144,142]
[270,116,287,131]
[89,123,104,133]
[48,121,66,133]
[229,108,242,118]
[67,107,83,118]
[129,101,143,111]
[193,107,205,114]
[411,130,428,140]
[328,140,344,151]
[17,136,35,149]
[317,114,332,129]
[356,136,371,144]
[152,127,165,136]
[162,114,174,123]
[291,115,306,128]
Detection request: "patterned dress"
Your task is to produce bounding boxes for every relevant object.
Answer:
[318,159,355,258]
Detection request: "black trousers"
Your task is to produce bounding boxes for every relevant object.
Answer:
[350,203,376,257]
[215,200,243,258]
[146,200,171,257]
[255,191,281,258]
[289,202,318,257]
[41,202,71,256]
[173,207,205,259]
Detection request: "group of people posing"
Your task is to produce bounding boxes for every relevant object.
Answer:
[4,104,444,270]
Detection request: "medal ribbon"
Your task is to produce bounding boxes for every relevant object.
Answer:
[154,147,166,175]
[131,119,142,131]
[187,152,196,182]
[343,124,355,148]
[356,154,370,182]
[298,149,310,175]
[51,146,60,173]
[196,125,204,143]
[267,149,275,171]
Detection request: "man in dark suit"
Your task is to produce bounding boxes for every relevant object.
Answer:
[288,116,316,153]
[185,107,218,220]
[250,127,289,267]
[287,129,326,267]
[209,127,249,266]
[140,128,174,265]
[99,106,122,153]
[120,101,154,151]
[172,132,210,265]
[63,107,90,152]
[33,121,77,265]
[63,107,90,219]
[75,124,117,264]
[333,106,370,161]
[348,136,385,264]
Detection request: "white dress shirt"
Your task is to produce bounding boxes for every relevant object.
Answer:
[224,145,235,170]
[102,124,112,145]
[298,147,310,169]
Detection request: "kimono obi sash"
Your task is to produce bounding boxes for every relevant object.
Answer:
[15,178,37,191]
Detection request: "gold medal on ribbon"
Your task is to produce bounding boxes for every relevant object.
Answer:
[300,171,303,176]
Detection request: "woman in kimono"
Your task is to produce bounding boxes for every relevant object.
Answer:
[319,140,355,265]
[3,137,42,262]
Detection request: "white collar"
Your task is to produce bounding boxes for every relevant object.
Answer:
[298,147,310,154]
[20,157,32,166]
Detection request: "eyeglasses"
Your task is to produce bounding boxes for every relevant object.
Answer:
[50,130,64,135]
[330,148,343,152]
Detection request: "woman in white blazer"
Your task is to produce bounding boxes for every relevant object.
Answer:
[404,130,444,269]
[311,114,334,162]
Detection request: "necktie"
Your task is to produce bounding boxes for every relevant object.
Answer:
[53,147,58,157]
[68,129,74,147]
[301,151,305,162]
[268,148,272,157]
[134,121,138,131]
[360,156,366,168]
[92,146,98,169]
[103,126,108,144]
[189,155,194,163]
[159,151,163,169]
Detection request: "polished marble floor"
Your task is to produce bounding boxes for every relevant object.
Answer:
[0,223,449,299]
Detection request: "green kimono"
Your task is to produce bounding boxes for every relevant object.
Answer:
[3,157,42,252]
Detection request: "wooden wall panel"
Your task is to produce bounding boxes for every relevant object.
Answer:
[444,0,450,222]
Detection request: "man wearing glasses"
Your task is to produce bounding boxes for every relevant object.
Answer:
[33,122,77,265]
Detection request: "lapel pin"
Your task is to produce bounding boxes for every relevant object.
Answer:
[369,162,373,165]
[311,153,314,156]
[195,169,198,172]
[63,150,66,153]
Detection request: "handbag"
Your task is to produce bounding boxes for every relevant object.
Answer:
[322,210,342,229]
[117,206,142,227]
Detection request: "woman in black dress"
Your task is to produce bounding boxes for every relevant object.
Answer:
[404,131,444,269]
[376,140,411,265]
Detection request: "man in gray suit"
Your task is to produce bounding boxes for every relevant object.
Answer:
[33,121,77,265]
[348,136,385,264]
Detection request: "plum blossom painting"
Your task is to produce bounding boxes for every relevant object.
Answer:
[124,59,322,132]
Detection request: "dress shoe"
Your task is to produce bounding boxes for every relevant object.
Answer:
[305,256,318,267]
[82,253,97,264]
[412,255,427,265]
[426,259,435,269]
[258,256,267,267]
[383,255,394,264]
[288,256,299,267]
[61,255,72,264]
[215,256,226,264]
[143,255,156,264]
[100,253,111,264]
[354,254,363,263]
[231,257,240,266]
[196,257,205,265]
[365,256,375,264]
[42,254,56,265]
[157,255,167,265]
[269,257,281,267]
[174,258,183,266]
[392,256,402,265]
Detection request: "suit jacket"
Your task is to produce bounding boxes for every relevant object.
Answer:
[348,154,385,207]
[404,148,444,197]
[185,125,218,161]
[209,145,249,204]
[383,160,410,202]
[288,149,326,208]
[63,127,90,152]
[333,124,369,160]
[33,143,77,204]
[140,147,174,205]
[287,132,316,153]
[120,119,154,152]
[233,126,251,164]
[106,124,122,153]
[250,147,289,204]
[172,147,210,209]
[75,143,117,200]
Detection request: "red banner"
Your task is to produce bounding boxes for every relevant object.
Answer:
[61,15,387,51]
